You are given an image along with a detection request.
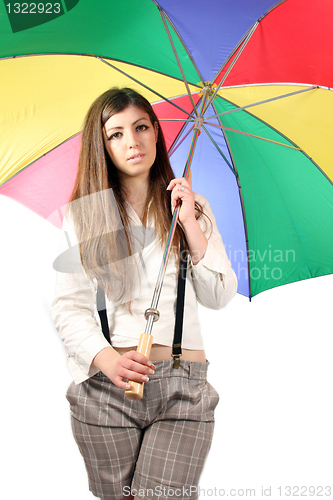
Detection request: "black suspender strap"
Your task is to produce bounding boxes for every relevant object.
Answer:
[172,238,188,368]
[97,239,188,369]
[97,284,111,344]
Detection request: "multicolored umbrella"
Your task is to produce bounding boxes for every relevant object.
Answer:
[1,0,333,299]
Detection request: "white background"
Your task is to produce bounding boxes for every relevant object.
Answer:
[1,194,332,499]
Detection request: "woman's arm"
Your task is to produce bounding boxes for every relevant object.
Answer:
[167,177,238,309]
[181,217,207,266]
[51,215,154,386]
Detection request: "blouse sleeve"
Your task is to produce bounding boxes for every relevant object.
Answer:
[51,215,111,384]
[189,194,238,309]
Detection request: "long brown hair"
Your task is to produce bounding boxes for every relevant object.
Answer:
[68,87,207,304]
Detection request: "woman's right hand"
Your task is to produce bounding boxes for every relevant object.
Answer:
[92,347,155,390]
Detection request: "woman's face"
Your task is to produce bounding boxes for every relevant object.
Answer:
[103,105,158,184]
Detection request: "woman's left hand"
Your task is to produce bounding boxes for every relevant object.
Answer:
[167,175,208,265]
[166,176,196,227]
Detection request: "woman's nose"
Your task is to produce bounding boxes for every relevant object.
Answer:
[126,131,139,148]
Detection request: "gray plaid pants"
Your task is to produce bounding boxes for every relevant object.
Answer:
[66,359,219,500]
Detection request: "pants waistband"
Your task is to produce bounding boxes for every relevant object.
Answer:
[145,359,210,380]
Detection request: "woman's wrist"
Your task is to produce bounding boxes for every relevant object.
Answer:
[91,345,155,390]
[92,346,120,376]
[182,217,208,265]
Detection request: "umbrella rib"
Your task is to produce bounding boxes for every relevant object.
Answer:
[169,124,195,158]
[152,0,205,85]
[210,0,286,87]
[211,33,252,88]
[97,57,195,118]
[0,51,200,92]
[158,8,199,117]
[159,118,195,121]
[210,0,286,91]
[158,117,197,156]
[210,99,253,300]
[205,86,318,120]
[201,125,237,177]
[211,92,333,188]
[204,20,259,114]
[203,122,301,151]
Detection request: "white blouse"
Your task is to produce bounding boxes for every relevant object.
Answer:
[51,193,237,384]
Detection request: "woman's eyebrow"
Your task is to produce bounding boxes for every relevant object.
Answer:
[133,117,149,124]
[105,117,149,134]
[106,125,123,132]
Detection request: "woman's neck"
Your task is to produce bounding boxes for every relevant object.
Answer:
[122,177,149,220]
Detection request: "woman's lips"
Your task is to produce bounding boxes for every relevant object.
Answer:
[127,153,144,162]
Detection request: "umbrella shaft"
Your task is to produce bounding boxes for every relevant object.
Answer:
[144,204,180,335]
[144,88,211,336]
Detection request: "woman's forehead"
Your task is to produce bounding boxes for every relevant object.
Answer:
[104,105,151,128]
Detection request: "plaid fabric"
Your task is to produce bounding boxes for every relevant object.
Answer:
[67,360,219,500]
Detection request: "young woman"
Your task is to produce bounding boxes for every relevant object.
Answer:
[52,87,237,500]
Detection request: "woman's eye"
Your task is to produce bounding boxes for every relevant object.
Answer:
[109,132,122,140]
[136,124,148,132]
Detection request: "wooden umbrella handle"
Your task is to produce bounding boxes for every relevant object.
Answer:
[124,333,153,400]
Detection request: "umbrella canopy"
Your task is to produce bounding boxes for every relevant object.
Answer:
[0,0,332,298]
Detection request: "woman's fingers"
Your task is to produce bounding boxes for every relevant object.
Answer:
[167,177,196,225]
[166,176,191,192]
[121,358,154,378]
[110,350,155,389]
[167,178,192,207]
[124,350,155,370]
[114,377,134,391]
[94,348,156,390]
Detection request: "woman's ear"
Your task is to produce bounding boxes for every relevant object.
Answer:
[154,122,158,143]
